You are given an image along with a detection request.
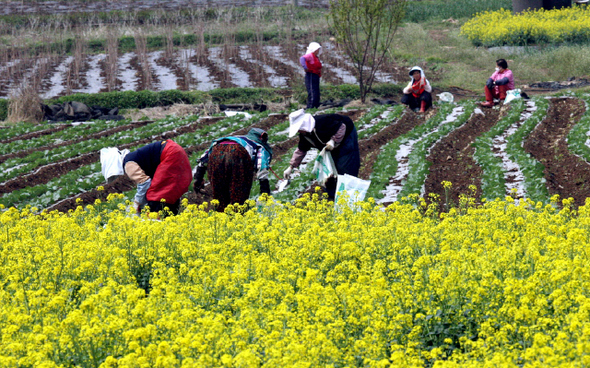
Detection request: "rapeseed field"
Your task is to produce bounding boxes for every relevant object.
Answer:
[1,193,589,367]
[461,6,590,46]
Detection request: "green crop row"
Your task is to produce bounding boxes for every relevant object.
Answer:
[2,112,270,209]
[400,101,476,198]
[366,103,456,200]
[473,101,527,201]
[568,94,590,162]
[507,97,550,203]
[0,116,195,183]
[0,118,137,156]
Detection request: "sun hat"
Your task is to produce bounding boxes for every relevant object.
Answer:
[288,109,315,137]
[306,42,321,55]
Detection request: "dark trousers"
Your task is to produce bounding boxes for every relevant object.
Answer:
[401,91,432,110]
[325,127,360,200]
[305,72,320,109]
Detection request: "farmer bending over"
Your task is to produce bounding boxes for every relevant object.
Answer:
[401,66,433,113]
[193,128,272,212]
[481,58,514,108]
[283,111,360,200]
[124,140,192,215]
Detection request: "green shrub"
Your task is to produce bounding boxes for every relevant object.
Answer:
[48,90,209,109]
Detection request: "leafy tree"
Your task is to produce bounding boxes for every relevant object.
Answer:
[327,0,407,103]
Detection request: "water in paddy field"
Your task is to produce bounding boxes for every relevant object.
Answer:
[1,0,329,15]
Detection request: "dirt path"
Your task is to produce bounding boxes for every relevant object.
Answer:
[0,120,154,164]
[423,108,502,208]
[523,97,590,206]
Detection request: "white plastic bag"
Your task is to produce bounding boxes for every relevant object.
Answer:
[224,111,252,119]
[335,174,371,208]
[312,148,337,184]
[437,92,454,103]
[100,147,129,182]
[504,89,522,104]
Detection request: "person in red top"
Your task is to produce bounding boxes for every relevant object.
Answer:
[481,59,515,108]
[300,42,322,109]
[401,66,432,113]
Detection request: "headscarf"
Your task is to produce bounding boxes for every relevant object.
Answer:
[408,66,428,96]
[288,109,316,137]
[246,128,273,158]
[306,42,322,55]
[409,66,428,88]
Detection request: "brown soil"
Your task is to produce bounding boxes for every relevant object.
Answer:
[523,98,590,206]
[0,117,221,194]
[0,120,154,164]
[422,107,502,209]
[358,109,427,180]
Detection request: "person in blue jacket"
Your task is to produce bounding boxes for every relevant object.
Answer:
[193,128,272,211]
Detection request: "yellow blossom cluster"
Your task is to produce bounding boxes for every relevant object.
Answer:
[461,6,590,46]
[1,194,590,367]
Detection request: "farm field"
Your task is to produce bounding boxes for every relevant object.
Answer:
[3,0,590,366]
[3,94,590,212]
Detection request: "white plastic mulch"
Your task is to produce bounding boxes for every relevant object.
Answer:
[378,105,465,204]
[491,100,538,198]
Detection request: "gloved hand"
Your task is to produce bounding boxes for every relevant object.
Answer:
[283,166,293,180]
[325,139,335,151]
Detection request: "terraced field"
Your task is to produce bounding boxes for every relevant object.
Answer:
[3,92,590,212]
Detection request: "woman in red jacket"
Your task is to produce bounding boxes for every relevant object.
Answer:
[300,42,322,109]
[123,140,192,215]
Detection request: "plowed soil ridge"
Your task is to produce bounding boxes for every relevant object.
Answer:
[523,98,590,206]
[423,108,502,208]
[0,120,154,164]
[0,117,224,195]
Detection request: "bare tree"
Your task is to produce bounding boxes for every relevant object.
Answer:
[327,0,407,103]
